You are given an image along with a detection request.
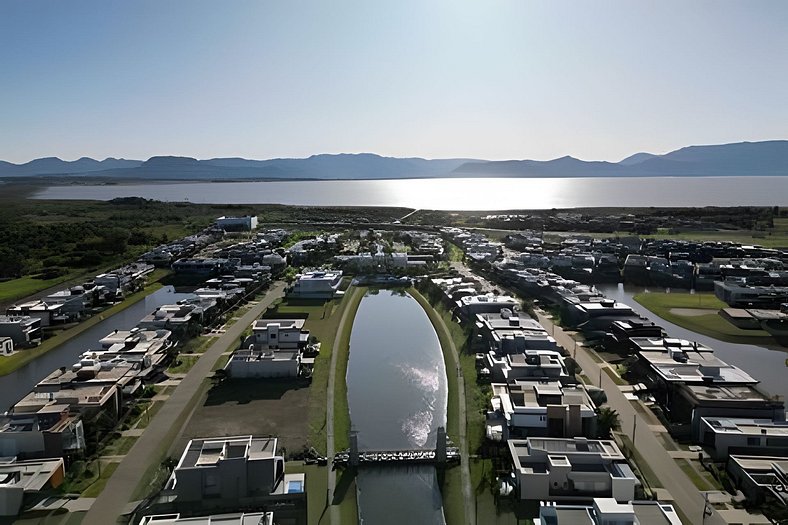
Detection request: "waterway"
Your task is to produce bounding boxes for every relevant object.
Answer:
[32,176,788,210]
[346,290,448,525]
[598,284,788,401]
[0,286,193,412]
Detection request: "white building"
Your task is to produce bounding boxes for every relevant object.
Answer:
[227,319,309,378]
[456,294,519,318]
[290,270,343,299]
[165,436,305,506]
[0,337,13,355]
[508,437,638,503]
[216,215,258,231]
[139,512,273,525]
[488,380,597,440]
[699,417,788,459]
[535,498,683,525]
[0,316,42,347]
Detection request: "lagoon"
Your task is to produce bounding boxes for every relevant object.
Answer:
[33,176,788,210]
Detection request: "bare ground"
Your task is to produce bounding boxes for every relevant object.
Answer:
[178,378,315,456]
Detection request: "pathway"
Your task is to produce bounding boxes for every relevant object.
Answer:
[82,282,286,525]
[326,286,360,525]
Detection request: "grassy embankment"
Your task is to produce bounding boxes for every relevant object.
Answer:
[633,291,775,345]
[267,287,364,524]
[0,271,82,305]
[408,287,465,525]
[330,287,365,453]
[0,269,170,375]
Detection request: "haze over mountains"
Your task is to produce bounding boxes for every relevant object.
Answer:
[1,140,786,180]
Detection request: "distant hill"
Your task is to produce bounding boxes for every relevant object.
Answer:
[1,140,786,180]
[0,157,141,177]
[453,140,788,177]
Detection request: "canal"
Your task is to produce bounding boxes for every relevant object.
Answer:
[0,286,194,412]
[598,283,788,401]
[346,289,448,525]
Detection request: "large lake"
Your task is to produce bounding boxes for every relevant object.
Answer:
[33,176,788,210]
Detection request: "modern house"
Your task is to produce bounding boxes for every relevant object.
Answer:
[289,270,343,299]
[475,310,558,354]
[0,457,65,516]
[485,349,569,383]
[163,436,306,523]
[6,301,65,327]
[216,215,258,231]
[0,316,42,347]
[172,258,229,278]
[139,512,273,525]
[727,455,788,506]
[227,319,309,378]
[0,337,13,355]
[487,380,597,441]
[137,303,203,337]
[0,405,85,459]
[535,498,683,525]
[675,384,785,440]
[508,437,638,503]
[456,294,519,319]
[699,417,788,459]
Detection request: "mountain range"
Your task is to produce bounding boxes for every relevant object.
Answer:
[1,140,786,180]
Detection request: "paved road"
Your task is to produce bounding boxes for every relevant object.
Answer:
[534,309,728,525]
[326,286,361,525]
[82,282,286,525]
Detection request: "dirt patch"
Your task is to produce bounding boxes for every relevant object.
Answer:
[179,378,314,456]
[668,308,719,317]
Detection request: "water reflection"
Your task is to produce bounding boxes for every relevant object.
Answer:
[346,290,448,524]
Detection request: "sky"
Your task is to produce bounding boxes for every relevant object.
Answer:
[1,0,787,163]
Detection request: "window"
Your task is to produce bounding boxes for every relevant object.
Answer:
[747,437,760,446]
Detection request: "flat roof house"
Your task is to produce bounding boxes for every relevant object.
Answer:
[164,436,305,523]
[535,498,683,525]
[289,270,343,299]
[488,380,597,441]
[0,457,65,516]
[508,437,637,503]
[6,301,65,327]
[216,215,258,231]
[0,316,41,348]
[700,417,788,460]
[456,294,519,319]
[0,405,85,459]
[227,319,308,378]
[139,512,273,525]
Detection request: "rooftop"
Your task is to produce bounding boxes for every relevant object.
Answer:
[177,436,278,470]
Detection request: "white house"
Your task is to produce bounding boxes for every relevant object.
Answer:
[290,270,343,299]
[508,437,638,503]
[227,319,309,378]
[535,499,683,525]
[0,337,13,355]
[216,215,258,231]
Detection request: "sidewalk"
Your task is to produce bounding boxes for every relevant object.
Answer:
[82,282,286,525]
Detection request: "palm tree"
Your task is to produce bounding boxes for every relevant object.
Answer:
[596,407,621,438]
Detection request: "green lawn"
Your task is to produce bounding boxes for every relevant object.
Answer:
[168,354,199,374]
[0,282,164,375]
[80,462,120,498]
[331,287,365,452]
[103,436,137,456]
[633,291,775,345]
[0,272,81,304]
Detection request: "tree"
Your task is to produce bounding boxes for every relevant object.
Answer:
[596,407,621,438]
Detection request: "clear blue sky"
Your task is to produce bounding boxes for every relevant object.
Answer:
[2,0,787,163]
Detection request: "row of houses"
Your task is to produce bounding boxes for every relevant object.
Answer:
[0,262,156,354]
[423,272,648,514]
